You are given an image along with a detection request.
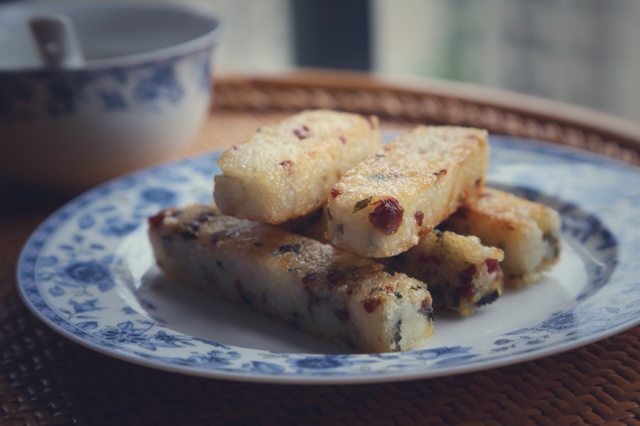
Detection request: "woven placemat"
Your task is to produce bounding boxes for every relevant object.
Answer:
[2,72,640,425]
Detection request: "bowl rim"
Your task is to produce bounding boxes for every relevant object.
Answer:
[0,1,225,73]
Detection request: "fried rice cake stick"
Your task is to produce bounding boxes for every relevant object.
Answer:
[148,205,434,353]
[214,110,383,225]
[390,230,504,317]
[326,126,489,258]
[442,187,561,287]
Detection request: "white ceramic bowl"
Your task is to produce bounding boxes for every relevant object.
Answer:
[0,2,223,190]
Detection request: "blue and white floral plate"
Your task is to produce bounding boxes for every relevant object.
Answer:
[17,135,640,384]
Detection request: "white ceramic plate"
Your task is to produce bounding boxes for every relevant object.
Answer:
[17,135,640,384]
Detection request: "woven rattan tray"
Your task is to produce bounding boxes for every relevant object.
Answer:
[2,70,640,425]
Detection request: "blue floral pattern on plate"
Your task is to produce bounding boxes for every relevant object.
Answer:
[16,136,640,384]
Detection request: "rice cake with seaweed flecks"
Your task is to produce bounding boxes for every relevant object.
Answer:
[390,230,504,317]
[148,204,434,353]
[214,110,383,224]
[442,187,561,287]
[326,126,489,258]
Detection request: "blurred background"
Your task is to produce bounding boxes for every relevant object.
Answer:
[9,0,640,122]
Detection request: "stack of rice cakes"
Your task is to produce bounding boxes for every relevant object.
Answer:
[148,110,562,353]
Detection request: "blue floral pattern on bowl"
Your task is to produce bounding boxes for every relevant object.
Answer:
[0,49,212,122]
[16,135,640,384]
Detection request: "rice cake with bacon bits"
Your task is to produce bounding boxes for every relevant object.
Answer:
[443,187,561,287]
[148,204,434,353]
[390,230,504,317]
[213,110,383,225]
[326,126,489,258]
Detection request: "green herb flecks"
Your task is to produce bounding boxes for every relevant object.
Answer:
[353,197,372,213]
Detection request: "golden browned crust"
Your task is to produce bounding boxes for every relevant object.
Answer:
[443,188,561,287]
[148,205,434,353]
[326,126,489,258]
[213,110,383,224]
